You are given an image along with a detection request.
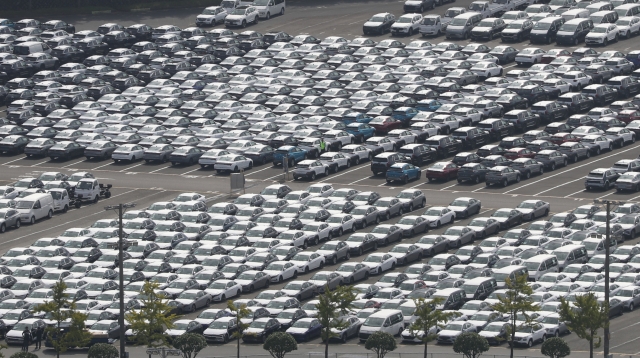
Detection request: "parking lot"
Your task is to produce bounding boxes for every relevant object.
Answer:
[3,0,640,356]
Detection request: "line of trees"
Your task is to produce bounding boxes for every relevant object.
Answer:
[32,278,611,358]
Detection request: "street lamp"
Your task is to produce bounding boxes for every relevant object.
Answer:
[104,203,136,358]
[593,199,625,358]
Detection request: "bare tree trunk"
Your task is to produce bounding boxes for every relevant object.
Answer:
[237,336,240,358]
[589,339,593,358]
[510,328,515,358]
[424,342,428,358]
[324,337,329,358]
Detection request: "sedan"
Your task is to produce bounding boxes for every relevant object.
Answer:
[491,209,524,229]
[516,200,550,221]
[286,318,323,342]
[112,144,145,162]
[214,154,253,173]
[281,280,318,301]
[0,209,21,233]
[173,290,212,312]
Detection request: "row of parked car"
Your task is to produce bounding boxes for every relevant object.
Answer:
[2,172,639,347]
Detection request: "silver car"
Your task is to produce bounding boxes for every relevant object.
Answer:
[0,209,20,233]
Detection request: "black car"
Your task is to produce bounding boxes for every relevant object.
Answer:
[509,158,544,179]
[397,144,437,165]
[557,142,591,162]
[103,31,138,49]
[476,119,515,140]
[488,46,519,64]
[75,39,110,57]
[0,60,36,84]
[471,18,508,41]
[48,141,86,160]
[125,24,154,41]
[529,17,564,44]
[0,135,30,154]
[363,13,396,35]
[582,84,618,106]
[24,138,56,157]
[50,46,85,64]
[424,135,464,158]
[451,127,491,149]
[457,163,490,184]
[530,101,568,123]
[556,92,595,114]
[452,152,482,166]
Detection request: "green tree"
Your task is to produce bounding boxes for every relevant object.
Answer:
[263,331,297,358]
[126,281,177,347]
[364,331,397,358]
[32,280,90,358]
[87,343,119,358]
[9,353,38,358]
[408,297,454,358]
[453,332,490,358]
[558,292,608,358]
[491,274,538,358]
[172,333,207,358]
[227,300,251,358]
[316,284,357,358]
[541,337,571,358]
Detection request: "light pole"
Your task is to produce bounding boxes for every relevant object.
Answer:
[593,199,625,358]
[105,202,136,358]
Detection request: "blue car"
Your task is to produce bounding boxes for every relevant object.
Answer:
[386,163,422,184]
[416,99,443,112]
[272,145,308,166]
[285,318,323,342]
[627,51,640,68]
[342,112,373,125]
[346,123,376,143]
[392,106,419,125]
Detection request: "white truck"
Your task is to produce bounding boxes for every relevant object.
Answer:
[468,0,514,18]
[73,178,112,205]
[48,188,72,213]
[419,8,467,36]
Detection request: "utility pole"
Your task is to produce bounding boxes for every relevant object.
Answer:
[593,199,624,358]
[105,202,136,358]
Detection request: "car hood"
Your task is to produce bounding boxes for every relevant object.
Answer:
[364,21,384,27]
[166,329,187,336]
[286,327,310,335]
[438,329,462,336]
[226,15,247,21]
[203,328,228,335]
[280,289,300,296]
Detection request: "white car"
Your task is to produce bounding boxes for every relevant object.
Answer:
[292,160,330,180]
[263,261,299,283]
[470,61,504,79]
[616,16,640,38]
[204,279,242,302]
[361,253,397,275]
[213,154,253,173]
[422,206,456,228]
[198,149,231,168]
[586,24,619,46]
[290,251,325,273]
[111,144,145,162]
[319,152,350,171]
[391,14,423,36]
[513,323,547,347]
[196,6,229,26]
[225,6,259,28]
[324,214,356,236]
[562,71,593,90]
[0,186,18,200]
[515,48,546,65]
[301,222,334,242]
[341,144,372,162]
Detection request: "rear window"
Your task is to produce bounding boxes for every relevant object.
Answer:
[373,157,389,163]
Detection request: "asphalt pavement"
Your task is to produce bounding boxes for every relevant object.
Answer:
[3,0,640,356]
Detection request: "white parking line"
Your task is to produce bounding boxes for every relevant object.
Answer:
[441,183,458,190]
[534,177,583,196]
[30,160,49,167]
[93,162,113,170]
[245,166,273,176]
[564,189,585,198]
[121,163,144,172]
[504,144,640,194]
[2,158,25,165]
[350,176,373,185]
[182,167,201,175]
[321,166,363,183]
[149,165,171,174]
[62,159,86,168]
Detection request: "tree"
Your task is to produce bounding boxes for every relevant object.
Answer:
[126,281,177,348]
[227,299,251,358]
[541,337,571,358]
[408,297,455,358]
[558,292,608,358]
[87,343,119,358]
[172,333,207,358]
[9,353,38,358]
[453,332,490,358]
[263,331,297,358]
[491,274,538,358]
[32,280,90,358]
[316,284,357,358]
[365,331,397,358]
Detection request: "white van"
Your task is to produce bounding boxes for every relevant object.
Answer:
[561,8,590,21]
[253,0,285,19]
[16,193,54,224]
[523,254,559,281]
[12,41,52,56]
[358,309,404,342]
[615,3,640,16]
[551,244,588,269]
[492,265,529,288]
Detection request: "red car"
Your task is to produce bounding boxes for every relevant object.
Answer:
[504,148,536,160]
[368,116,402,134]
[540,49,572,64]
[426,161,459,181]
[549,133,581,145]
[617,110,640,124]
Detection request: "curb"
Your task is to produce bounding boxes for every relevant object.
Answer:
[91,9,112,14]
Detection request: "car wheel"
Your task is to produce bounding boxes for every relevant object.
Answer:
[47,209,53,219]
[220,294,225,301]
[15,220,20,228]
[630,303,635,311]
[604,181,610,190]
[550,163,556,171]
[358,248,363,256]
[516,175,520,183]
[30,216,35,225]
[266,12,270,19]
[242,20,247,27]
[280,7,284,15]
[310,172,316,180]
[354,157,360,165]
[527,339,533,348]
[375,216,380,224]
[503,179,508,187]
[596,147,601,155]
[0,224,4,233]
